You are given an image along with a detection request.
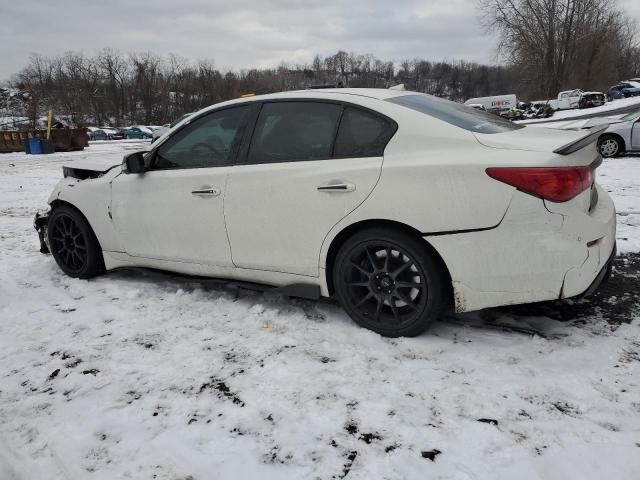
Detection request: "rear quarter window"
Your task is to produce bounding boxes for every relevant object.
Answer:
[388,94,523,134]
[334,107,396,157]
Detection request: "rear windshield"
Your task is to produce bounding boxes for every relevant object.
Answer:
[387,94,523,134]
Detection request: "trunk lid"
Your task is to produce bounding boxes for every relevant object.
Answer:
[473,126,588,153]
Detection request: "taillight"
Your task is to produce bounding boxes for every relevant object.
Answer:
[486,166,593,202]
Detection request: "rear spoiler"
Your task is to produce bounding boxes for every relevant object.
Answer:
[553,124,608,155]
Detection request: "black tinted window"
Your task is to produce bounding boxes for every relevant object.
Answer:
[334,108,395,157]
[387,94,523,134]
[155,107,248,169]
[248,102,342,163]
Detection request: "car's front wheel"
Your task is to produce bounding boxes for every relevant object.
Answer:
[599,135,622,158]
[333,227,449,337]
[48,205,105,279]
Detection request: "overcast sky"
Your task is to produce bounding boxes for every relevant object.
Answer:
[2,0,639,81]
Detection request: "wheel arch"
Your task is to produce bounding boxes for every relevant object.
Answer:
[599,132,626,153]
[323,219,453,301]
[49,199,105,251]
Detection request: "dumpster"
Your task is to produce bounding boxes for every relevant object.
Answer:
[1,128,88,153]
[41,139,55,154]
[28,138,42,155]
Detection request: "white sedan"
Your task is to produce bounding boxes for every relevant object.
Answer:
[35,89,616,337]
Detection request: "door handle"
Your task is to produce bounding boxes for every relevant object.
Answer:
[191,187,220,197]
[317,182,356,192]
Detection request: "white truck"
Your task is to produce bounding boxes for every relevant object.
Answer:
[557,89,606,110]
[464,94,517,116]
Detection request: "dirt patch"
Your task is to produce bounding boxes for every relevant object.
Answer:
[199,377,245,407]
[500,253,640,325]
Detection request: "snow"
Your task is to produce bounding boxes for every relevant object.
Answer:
[518,96,640,124]
[1,141,639,480]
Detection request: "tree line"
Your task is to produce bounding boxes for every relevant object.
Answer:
[1,50,518,127]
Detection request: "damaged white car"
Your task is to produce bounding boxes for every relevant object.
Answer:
[35,89,616,337]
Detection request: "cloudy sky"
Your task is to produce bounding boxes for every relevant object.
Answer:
[2,0,639,80]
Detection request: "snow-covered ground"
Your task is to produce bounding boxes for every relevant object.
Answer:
[517,96,640,125]
[1,141,639,480]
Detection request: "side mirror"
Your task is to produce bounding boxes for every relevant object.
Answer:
[122,151,147,174]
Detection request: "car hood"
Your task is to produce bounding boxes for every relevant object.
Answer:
[63,157,122,174]
[473,126,586,153]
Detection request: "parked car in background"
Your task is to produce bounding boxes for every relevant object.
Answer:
[100,127,124,140]
[86,127,107,141]
[115,127,129,139]
[36,88,616,337]
[607,82,640,100]
[557,90,582,110]
[587,108,640,157]
[557,89,605,110]
[125,126,153,139]
[578,91,606,109]
[151,113,195,143]
[463,94,517,116]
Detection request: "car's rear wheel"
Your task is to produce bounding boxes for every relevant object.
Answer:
[48,205,105,279]
[333,228,448,337]
[599,135,622,158]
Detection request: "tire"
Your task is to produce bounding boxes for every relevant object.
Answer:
[47,205,105,279]
[332,227,449,337]
[598,135,622,158]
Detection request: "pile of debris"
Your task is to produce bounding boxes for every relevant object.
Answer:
[506,102,555,120]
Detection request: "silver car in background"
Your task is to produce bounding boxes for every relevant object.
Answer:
[589,109,640,157]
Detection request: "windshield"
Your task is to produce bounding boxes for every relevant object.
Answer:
[620,109,640,122]
[387,94,523,134]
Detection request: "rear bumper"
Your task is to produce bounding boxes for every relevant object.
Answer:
[425,184,617,312]
[577,242,616,299]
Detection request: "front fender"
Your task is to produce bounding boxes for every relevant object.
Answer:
[48,170,122,253]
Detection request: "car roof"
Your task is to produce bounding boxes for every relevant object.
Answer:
[282,88,412,100]
[190,88,416,119]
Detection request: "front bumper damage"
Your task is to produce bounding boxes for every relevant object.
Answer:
[34,211,50,254]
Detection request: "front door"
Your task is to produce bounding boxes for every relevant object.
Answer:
[111,106,250,266]
[224,101,396,276]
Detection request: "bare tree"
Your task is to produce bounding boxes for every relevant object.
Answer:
[480,0,639,98]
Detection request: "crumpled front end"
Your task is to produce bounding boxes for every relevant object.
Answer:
[34,208,51,254]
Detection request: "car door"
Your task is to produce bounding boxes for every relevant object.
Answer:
[224,101,396,276]
[569,90,582,108]
[110,105,251,266]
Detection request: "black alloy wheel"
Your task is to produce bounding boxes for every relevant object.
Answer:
[48,205,105,278]
[334,228,448,337]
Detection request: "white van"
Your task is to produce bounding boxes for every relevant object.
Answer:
[464,94,517,116]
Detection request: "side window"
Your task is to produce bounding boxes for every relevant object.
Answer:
[247,102,342,163]
[334,107,395,157]
[154,106,248,169]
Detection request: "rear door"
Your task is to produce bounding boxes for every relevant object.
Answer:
[224,101,396,276]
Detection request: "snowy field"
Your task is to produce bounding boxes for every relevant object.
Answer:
[1,141,639,480]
